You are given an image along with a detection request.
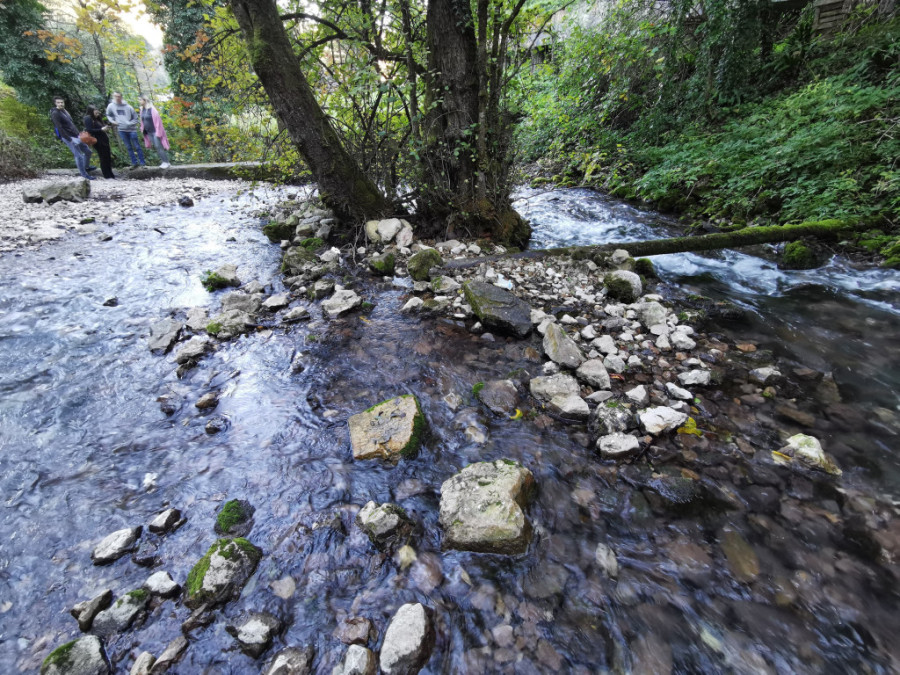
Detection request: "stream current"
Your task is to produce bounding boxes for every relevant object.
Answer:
[0,184,897,673]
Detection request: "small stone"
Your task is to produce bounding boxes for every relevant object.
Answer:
[178,195,194,207]
[548,394,589,421]
[719,526,760,583]
[603,354,627,373]
[102,297,118,307]
[596,432,640,460]
[348,395,425,461]
[529,373,579,402]
[174,336,211,365]
[263,293,291,311]
[227,612,283,658]
[92,527,142,565]
[150,636,188,673]
[270,576,296,599]
[322,289,363,317]
[148,508,182,534]
[625,385,649,406]
[678,369,710,386]
[576,359,611,389]
[595,543,619,578]
[781,433,841,475]
[333,616,375,645]
[638,406,688,435]
[749,366,781,385]
[143,571,180,598]
[205,417,227,434]
[195,392,219,410]
[130,651,155,675]
[477,379,519,415]
[591,335,617,355]
[71,590,113,632]
[283,306,310,322]
[356,501,413,550]
[665,382,693,401]
[543,323,585,369]
[333,645,377,675]
[261,647,315,675]
[379,603,435,675]
[148,319,183,354]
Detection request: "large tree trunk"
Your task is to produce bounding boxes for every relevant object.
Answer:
[229,0,389,224]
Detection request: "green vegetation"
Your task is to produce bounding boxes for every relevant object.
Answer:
[42,640,78,671]
[185,538,262,602]
[634,258,656,278]
[201,270,233,292]
[206,321,223,336]
[369,253,396,276]
[472,382,485,398]
[604,274,636,302]
[262,220,295,243]
[780,241,819,269]
[216,499,252,534]
[299,237,325,250]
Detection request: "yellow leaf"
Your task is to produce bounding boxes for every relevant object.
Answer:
[509,409,523,420]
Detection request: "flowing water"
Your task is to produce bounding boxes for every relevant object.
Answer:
[0,185,897,673]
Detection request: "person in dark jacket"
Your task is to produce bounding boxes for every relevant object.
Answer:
[84,106,115,179]
[50,96,94,180]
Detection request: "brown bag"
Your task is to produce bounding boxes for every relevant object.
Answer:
[79,130,97,146]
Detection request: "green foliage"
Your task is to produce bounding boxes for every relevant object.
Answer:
[299,237,324,250]
[42,640,78,670]
[780,241,818,269]
[472,382,485,398]
[205,321,222,335]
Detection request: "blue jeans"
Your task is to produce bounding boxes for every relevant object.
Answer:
[62,136,92,178]
[119,130,145,165]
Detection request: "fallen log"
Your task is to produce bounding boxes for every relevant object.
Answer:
[443,219,862,270]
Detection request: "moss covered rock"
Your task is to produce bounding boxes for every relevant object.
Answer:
[42,636,110,675]
[215,499,255,537]
[462,280,532,338]
[369,252,396,276]
[184,538,262,609]
[262,220,295,243]
[604,270,642,302]
[281,246,317,275]
[348,395,425,461]
[407,249,443,281]
[779,240,821,270]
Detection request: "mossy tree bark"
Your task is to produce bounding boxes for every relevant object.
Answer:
[228,0,390,224]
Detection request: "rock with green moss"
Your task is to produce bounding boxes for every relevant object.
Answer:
[281,246,318,276]
[348,395,425,461]
[184,538,262,609]
[215,499,255,537]
[407,249,443,281]
[368,252,396,276]
[779,240,821,270]
[356,501,414,550]
[263,220,295,243]
[463,280,532,338]
[42,636,110,675]
[604,270,642,302]
[91,590,150,636]
[634,258,656,278]
[202,265,241,291]
[439,460,536,554]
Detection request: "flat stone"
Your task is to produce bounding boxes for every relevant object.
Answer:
[283,306,310,322]
[597,432,641,459]
[221,290,263,314]
[148,319,183,354]
[548,394,589,420]
[440,460,535,554]
[719,526,760,583]
[227,612,283,658]
[462,280,532,338]
[92,527,142,565]
[379,603,435,675]
[174,336,211,365]
[149,636,188,673]
[211,264,241,287]
[262,647,315,675]
[207,308,255,339]
[41,635,110,675]
[477,379,519,415]
[431,275,461,293]
[348,395,425,461]
[576,358,611,389]
[322,289,362,317]
[638,406,688,435]
[529,373,579,402]
[666,382,693,401]
[678,369,710,386]
[263,293,291,310]
[71,590,113,632]
[543,323,585,369]
[143,571,180,597]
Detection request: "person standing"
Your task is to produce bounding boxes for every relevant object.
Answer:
[83,106,115,179]
[138,96,171,168]
[105,91,145,168]
[50,96,94,180]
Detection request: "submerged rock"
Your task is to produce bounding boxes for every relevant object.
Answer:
[462,280,532,338]
[91,527,142,565]
[379,603,435,675]
[543,323,585,369]
[227,612,283,658]
[41,635,110,675]
[440,460,535,554]
[477,379,519,415]
[184,538,262,609]
[348,395,425,461]
[356,501,413,550]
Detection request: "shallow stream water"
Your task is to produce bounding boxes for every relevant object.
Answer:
[0,185,898,673]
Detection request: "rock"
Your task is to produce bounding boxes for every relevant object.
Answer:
[283,306,310,322]
[575,359,611,389]
[440,460,535,554]
[431,275,461,293]
[148,319,183,354]
[319,247,342,263]
[529,373,579,402]
[678,369,711,386]
[195,392,219,410]
[524,561,569,599]
[333,645,377,675]
[638,406,688,435]
[477,379,519,415]
[401,297,424,313]
[462,281,532,338]
[775,404,816,427]
[322,289,362,317]
[227,612,283,658]
[665,382,693,401]
[92,527,142,565]
[92,590,149,636]
[407,249,443,281]
[379,603,435,675]
[543,323,585,369]
[369,252,396,276]
[70,590,113,632]
[130,651,155,675]
[281,246,317,275]
[633,301,667,328]
[263,293,291,311]
[41,636,110,675]
[174,336,211,365]
[143,571,180,597]
[26,179,91,205]
[178,195,194,207]
[221,290,263,314]
[215,498,255,537]
[207,308,256,339]
[548,394,590,420]
[591,335,618,355]
[625,385,649,406]
[749,367,781,385]
[102,296,118,307]
[356,501,413,550]
[671,331,697,350]
[588,403,633,436]
[262,647,315,675]
[184,538,263,609]
[604,270,642,302]
[366,218,403,243]
[211,264,241,287]
[150,636,188,673]
[596,432,640,460]
[396,223,414,248]
[781,433,842,476]
[348,395,425,461]
[595,543,619,578]
[719,527,760,583]
[334,617,374,645]
[603,354,627,373]
[148,508,182,534]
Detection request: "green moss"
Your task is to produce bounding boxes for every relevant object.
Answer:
[262,220,294,243]
[369,253,396,276]
[634,258,656,278]
[126,588,149,603]
[206,321,223,336]
[201,270,233,292]
[216,500,251,534]
[43,640,78,670]
[604,274,637,301]
[780,240,819,270]
[299,237,325,250]
[407,249,444,281]
[472,382,485,398]
[185,538,262,603]
[400,395,426,459]
[361,301,374,311]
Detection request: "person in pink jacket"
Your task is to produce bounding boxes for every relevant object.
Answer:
[139,96,172,168]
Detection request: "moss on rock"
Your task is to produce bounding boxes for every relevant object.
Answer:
[780,240,820,270]
[407,249,443,281]
[262,220,295,243]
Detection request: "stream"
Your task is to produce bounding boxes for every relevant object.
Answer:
[0,184,897,673]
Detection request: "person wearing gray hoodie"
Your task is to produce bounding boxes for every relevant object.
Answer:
[105,92,145,167]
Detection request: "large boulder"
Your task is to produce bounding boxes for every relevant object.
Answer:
[379,603,435,675]
[605,270,642,302]
[440,460,535,554]
[41,636,110,675]
[529,373,579,403]
[322,289,363,317]
[463,281,532,338]
[356,501,413,550]
[184,538,262,609]
[25,179,91,205]
[543,323,585,369]
[348,395,425,461]
[407,249,443,281]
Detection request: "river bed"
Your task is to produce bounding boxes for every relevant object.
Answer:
[0,182,897,673]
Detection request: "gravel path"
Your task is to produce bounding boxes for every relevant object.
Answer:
[0,174,248,252]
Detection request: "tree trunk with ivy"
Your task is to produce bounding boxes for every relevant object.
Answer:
[228,0,390,224]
